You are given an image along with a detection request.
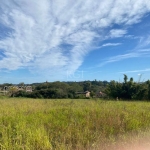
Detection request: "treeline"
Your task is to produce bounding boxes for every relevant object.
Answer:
[13,80,108,99]
[2,75,150,100]
[105,75,150,100]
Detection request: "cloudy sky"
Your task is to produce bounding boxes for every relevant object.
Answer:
[0,0,150,83]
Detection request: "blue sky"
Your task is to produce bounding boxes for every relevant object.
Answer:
[0,0,150,83]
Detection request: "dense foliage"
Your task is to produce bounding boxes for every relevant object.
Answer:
[10,80,108,99]
[105,75,150,100]
[1,75,150,100]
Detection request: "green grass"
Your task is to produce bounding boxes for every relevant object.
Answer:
[0,98,150,150]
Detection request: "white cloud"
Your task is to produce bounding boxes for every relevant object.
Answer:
[98,49,150,67]
[0,0,150,78]
[102,43,122,47]
[99,53,139,67]
[92,42,122,50]
[138,36,150,48]
[109,29,127,38]
[119,68,150,74]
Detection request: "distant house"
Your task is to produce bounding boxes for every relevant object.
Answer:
[18,86,24,91]
[85,91,90,98]
[96,91,108,99]
[0,85,32,94]
[97,91,104,97]
[76,91,90,98]
[25,86,32,92]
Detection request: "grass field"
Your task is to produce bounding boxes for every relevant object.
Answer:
[0,98,150,150]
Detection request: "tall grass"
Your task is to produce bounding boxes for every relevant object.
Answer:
[0,98,150,149]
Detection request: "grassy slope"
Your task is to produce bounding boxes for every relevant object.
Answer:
[0,98,150,150]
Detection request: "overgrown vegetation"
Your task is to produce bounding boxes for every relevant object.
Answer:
[5,80,108,99]
[0,98,150,150]
[16,76,150,100]
[1,75,150,100]
[106,75,150,100]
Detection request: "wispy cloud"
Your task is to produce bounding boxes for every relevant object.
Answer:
[109,29,127,38]
[0,0,150,78]
[98,49,150,67]
[92,42,122,50]
[102,43,122,47]
[118,68,150,74]
[138,36,150,48]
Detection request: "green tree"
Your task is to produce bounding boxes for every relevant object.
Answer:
[146,80,150,100]
[90,91,95,98]
[9,86,18,97]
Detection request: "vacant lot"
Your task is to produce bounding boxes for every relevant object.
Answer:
[0,98,150,150]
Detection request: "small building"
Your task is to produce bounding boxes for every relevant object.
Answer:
[76,91,90,98]
[25,86,32,92]
[85,91,90,98]
[1,85,32,94]
[18,86,24,91]
[96,91,108,99]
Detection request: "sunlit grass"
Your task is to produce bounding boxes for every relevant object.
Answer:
[0,98,150,149]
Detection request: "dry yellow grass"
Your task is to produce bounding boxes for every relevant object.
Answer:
[0,98,150,149]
